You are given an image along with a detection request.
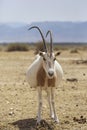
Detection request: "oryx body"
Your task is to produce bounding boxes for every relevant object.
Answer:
[27,54,63,88]
[26,26,63,123]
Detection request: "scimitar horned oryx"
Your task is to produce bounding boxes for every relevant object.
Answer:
[26,26,63,124]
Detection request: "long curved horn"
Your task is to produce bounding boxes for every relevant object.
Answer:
[46,30,53,57]
[28,26,47,52]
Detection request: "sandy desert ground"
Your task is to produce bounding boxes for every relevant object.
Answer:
[0,45,87,130]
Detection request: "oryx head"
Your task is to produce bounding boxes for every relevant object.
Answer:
[28,26,60,79]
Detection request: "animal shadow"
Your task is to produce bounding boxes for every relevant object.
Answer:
[12,118,54,130]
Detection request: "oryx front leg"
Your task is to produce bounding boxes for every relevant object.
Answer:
[51,88,59,123]
[47,88,54,119]
[37,87,42,124]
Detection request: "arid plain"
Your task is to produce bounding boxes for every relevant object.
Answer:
[0,45,87,130]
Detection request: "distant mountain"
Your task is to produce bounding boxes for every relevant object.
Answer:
[0,21,87,43]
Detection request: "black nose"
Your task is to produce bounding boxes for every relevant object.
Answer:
[48,71,54,77]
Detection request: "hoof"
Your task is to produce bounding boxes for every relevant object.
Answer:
[51,115,59,123]
[54,118,59,123]
[36,118,41,125]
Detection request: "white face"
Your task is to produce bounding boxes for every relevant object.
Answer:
[39,52,56,79]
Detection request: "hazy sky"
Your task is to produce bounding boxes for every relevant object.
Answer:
[0,0,87,23]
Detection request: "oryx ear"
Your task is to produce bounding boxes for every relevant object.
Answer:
[39,51,44,57]
[55,52,61,57]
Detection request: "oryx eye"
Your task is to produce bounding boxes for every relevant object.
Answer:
[43,57,46,61]
[54,58,56,61]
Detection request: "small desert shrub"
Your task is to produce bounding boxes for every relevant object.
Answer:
[54,45,59,51]
[0,47,2,51]
[70,48,78,53]
[6,43,29,52]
